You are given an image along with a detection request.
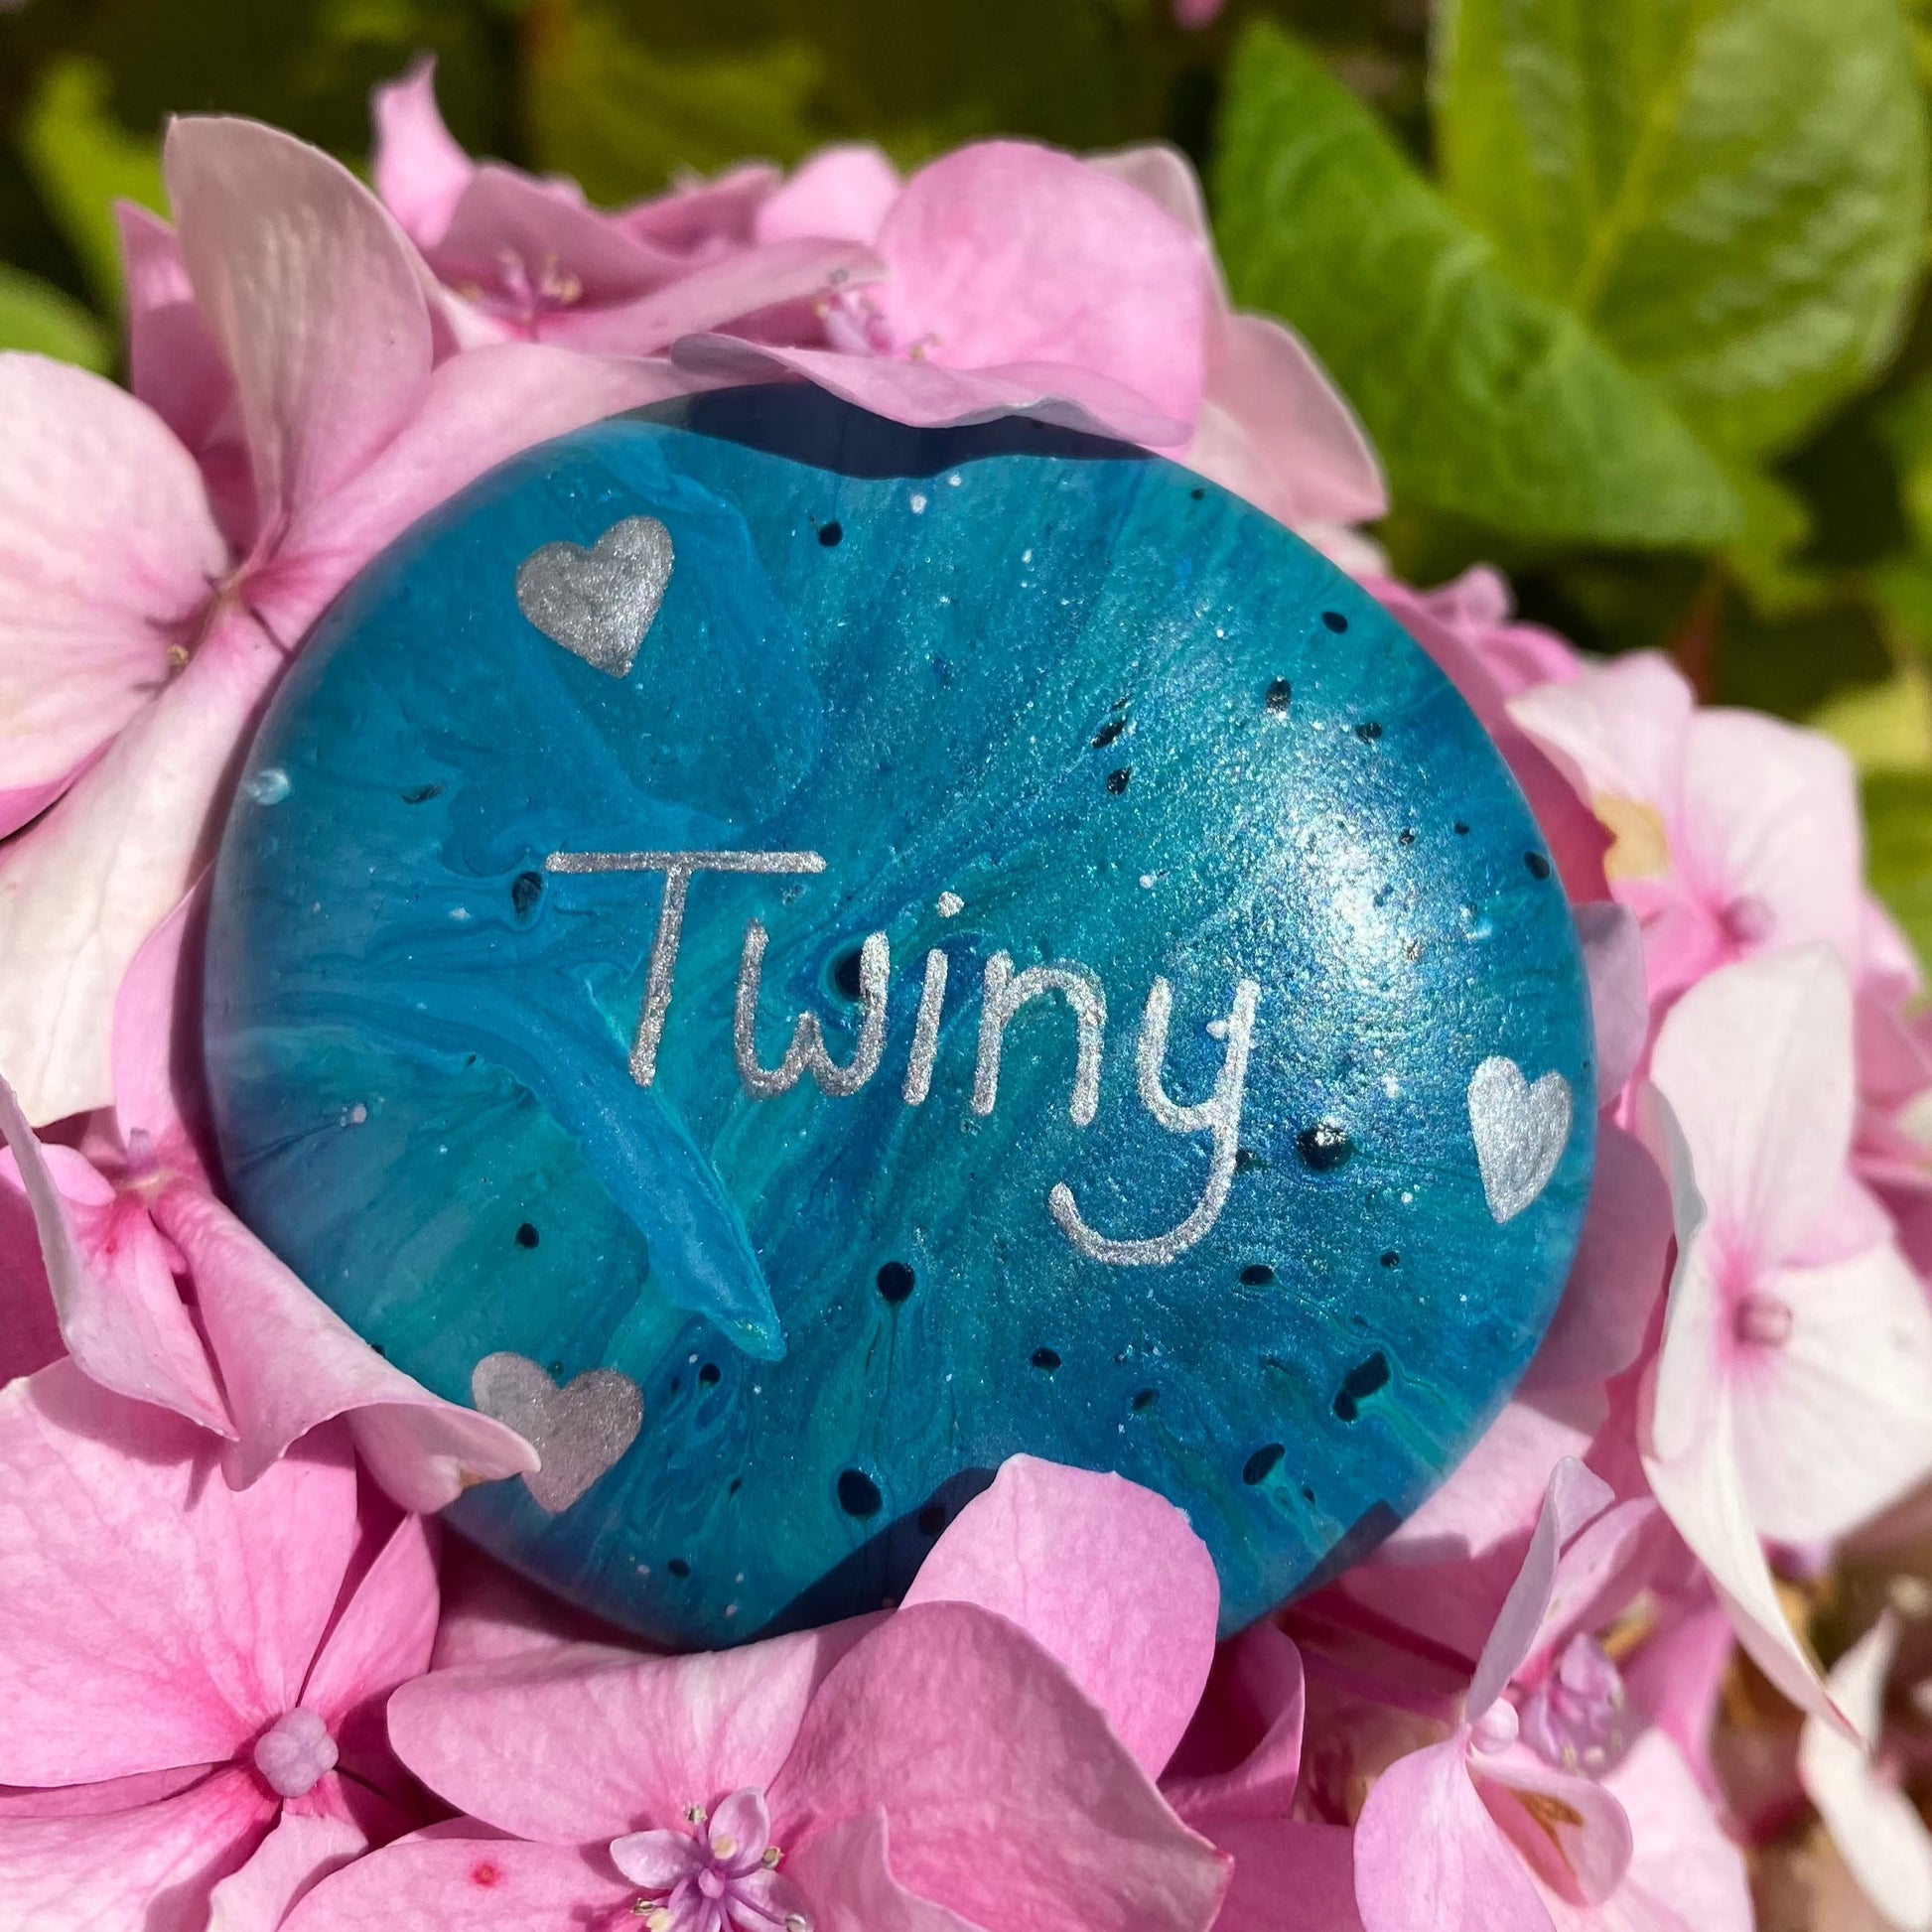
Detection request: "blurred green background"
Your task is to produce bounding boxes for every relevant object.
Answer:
[5,0,1932,947]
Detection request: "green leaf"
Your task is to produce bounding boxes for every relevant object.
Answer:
[0,264,111,371]
[19,58,168,311]
[1436,0,1931,460]
[1864,769,1932,962]
[1211,23,1741,547]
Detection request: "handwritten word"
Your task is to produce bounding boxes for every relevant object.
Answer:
[545,847,1262,1264]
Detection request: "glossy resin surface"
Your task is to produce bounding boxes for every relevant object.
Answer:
[205,386,1595,1646]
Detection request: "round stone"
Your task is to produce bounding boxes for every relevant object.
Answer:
[203,386,1595,1647]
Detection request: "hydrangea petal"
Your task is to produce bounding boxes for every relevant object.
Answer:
[166,117,433,535]
[1161,1620,1306,1826]
[871,142,1212,431]
[901,1454,1219,1777]
[1185,312,1387,527]
[543,236,883,354]
[206,1799,368,1932]
[1209,1820,1365,1932]
[768,1600,1228,1932]
[1649,947,1855,1264]
[1468,1459,1613,1719]
[149,1183,537,1509]
[1523,1123,1672,1394]
[0,354,225,818]
[0,1364,355,1784]
[0,603,282,1125]
[0,1766,274,1932]
[0,1077,229,1433]
[1731,1243,1932,1543]
[1354,1732,1554,1932]
[1472,1748,1632,1906]
[756,144,901,245]
[369,57,475,251]
[387,1629,857,1843]
[786,1811,986,1932]
[281,1838,633,1932]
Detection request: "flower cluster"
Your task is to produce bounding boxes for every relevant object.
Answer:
[1,69,1929,1932]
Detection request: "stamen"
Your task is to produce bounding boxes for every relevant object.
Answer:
[762,1847,782,1867]
[685,1804,708,1825]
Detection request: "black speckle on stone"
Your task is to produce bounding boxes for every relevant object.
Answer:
[1243,1443,1286,1485]
[514,1222,539,1249]
[832,945,865,1000]
[1332,1350,1392,1422]
[667,1558,691,1579]
[1241,1263,1276,1287]
[1190,485,1206,500]
[917,1502,948,1537]
[838,1468,884,1517]
[1091,716,1128,750]
[1132,1387,1158,1412]
[1525,851,1552,881]
[1301,1484,1316,1503]
[668,1377,680,1396]
[1453,820,1470,836]
[1106,766,1132,795]
[1380,1250,1400,1268]
[401,782,445,805]
[510,870,544,920]
[1266,677,1292,713]
[729,1477,743,1495]
[370,1341,386,1358]
[1354,721,1383,743]
[1398,827,1416,847]
[877,1260,915,1305]
[699,1362,721,1386]
[818,520,843,547]
[1297,1122,1354,1173]
[1321,610,1349,633]
[1234,1147,1266,1173]
[1032,1347,1062,1371]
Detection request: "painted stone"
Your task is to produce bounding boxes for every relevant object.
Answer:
[203,385,1596,1648]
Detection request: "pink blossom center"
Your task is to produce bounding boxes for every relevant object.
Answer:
[611,1790,811,1932]
[1718,894,1775,948]
[1734,1291,1795,1348]
[251,1707,339,1799]
[1519,1635,1629,1775]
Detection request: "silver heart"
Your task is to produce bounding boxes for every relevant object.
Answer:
[471,1352,643,1513]
[514,516,674,678]
[1467,1056,1574,1225]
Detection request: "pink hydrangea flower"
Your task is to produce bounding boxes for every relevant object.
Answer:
[1349,1461,1651,1932]
[371,59,878,355]
[0,116,686,1128]
[282,1457,1230,1932]
[1510,653,1867,1012]
[1640,948,1932,1719]
[0,1364,441,1929]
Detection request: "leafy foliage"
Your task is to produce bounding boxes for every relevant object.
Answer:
[1436,0,1929,462]
[1212,23,1741,547]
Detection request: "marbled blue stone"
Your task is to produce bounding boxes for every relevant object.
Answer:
[203,386,1596,1647]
